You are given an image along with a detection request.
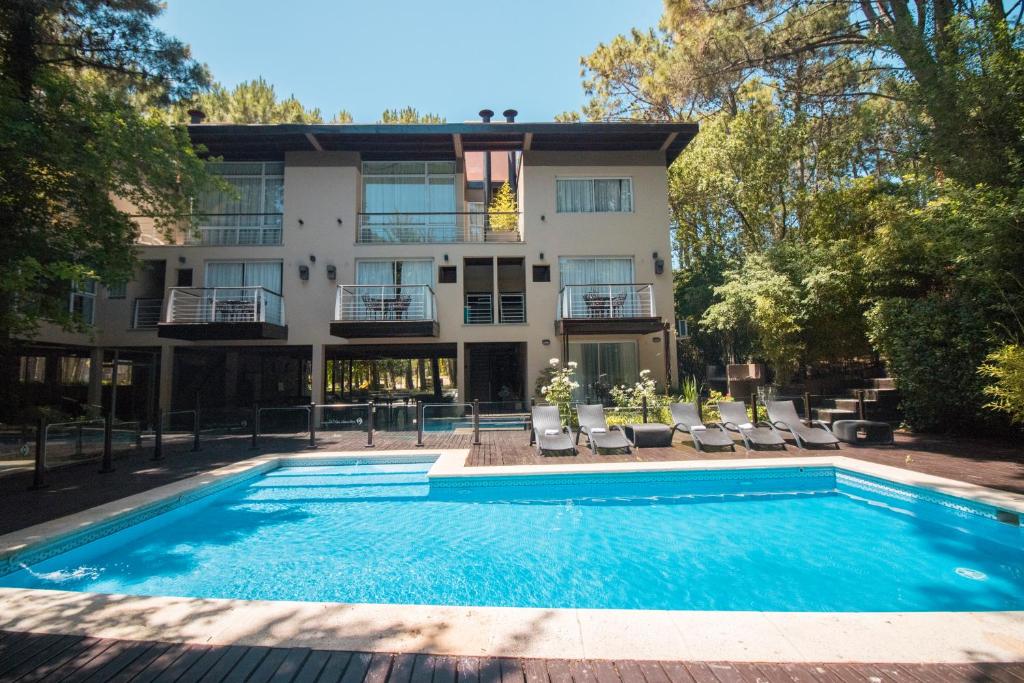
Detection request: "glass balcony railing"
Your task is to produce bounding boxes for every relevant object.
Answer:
[357,212,522,244]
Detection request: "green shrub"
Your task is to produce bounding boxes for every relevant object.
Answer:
[979,344,1024,424]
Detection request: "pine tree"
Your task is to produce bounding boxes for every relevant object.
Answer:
[487,182,519,232]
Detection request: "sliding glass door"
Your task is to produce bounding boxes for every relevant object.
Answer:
[568,341,639,403]
[559,257,635,319]
[205,261,283,324]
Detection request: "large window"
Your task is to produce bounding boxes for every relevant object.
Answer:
[205,261,284,324]
[19,356,46,383]
[558,257,636,318]
[556,178,633,213]
[356,259,433,286]
[361,162,457,241]
[69,280,96,325]
[568,342,639,403]
[195,162,284,245]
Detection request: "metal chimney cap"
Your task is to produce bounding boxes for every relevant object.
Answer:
[478,109,494,122]
[502,109,518,122]
[187,108,206,124]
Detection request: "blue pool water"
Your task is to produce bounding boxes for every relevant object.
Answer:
[2,461,1023,612]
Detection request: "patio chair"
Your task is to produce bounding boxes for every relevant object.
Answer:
[717,401,786,451]
[575,404,632,453]
[529,405,577,456]
[669,402,735,452]
[766,400,840,449]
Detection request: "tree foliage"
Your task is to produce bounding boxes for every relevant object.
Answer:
[378,106,445,124]
[171,77,351,124]
[572,0,1024,430]
[487,181,518,231]
[0,0,214,339]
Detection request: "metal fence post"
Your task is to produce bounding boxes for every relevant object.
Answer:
[642,395,649,424]
[750,390,759,423]
[308,402,317,448]
[365,401,375,448]
[472,399,481,445]
[415,400,424,447]
[192,404,201,452]
[75,423,83,457]
[857,389,866,420]
[803,392,812,426]
[99,412,114,473]
[31,417,47,490]
[250,403,259,450]
[152,409,164,461]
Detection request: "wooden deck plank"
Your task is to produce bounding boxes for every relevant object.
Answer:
[269,647,313,683]
[409,654,438,683]
[478,656,504,683]
[0,634,83,681]
[364,652,395,683]
[63,639,140,683]
[147,643,211,683]
[679,662,720,683]
[658,661,698,683]
[0,632,66,677]
[726,662,771,683]
[501,657,527,683]
[614,660,647,683]
[108,643,175,683]
[545,659,574,683]
[331,652,365,683]
[219,646,273,683]
[458,656,481,683]
[194,645,249,683]
[175,644,232,683]
[567,660,599,683]
[433,655,458,683]
[388,653,418,683]
[592,660,621,683]
[290,650,331,683]
[14,637,106,683]
[80,640,159,683]
[523,658,550,683]
[246,647,293,683]
[41,638,120,682]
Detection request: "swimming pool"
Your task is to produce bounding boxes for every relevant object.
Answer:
[2,459,1022,612]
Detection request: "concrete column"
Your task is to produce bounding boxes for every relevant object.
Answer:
[310,344,325,403]
[87,347,104,411]
[456,340,466,402]
[158,345,174,411]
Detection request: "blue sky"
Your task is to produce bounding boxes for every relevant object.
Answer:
[156,0,663,123]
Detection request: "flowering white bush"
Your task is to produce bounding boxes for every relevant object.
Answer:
[541,359,579,408]
[609,369,663,408]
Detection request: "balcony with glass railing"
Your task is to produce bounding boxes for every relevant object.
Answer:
[356,212,522,244]
[157,286,287,340]
[331,284,438,338]
[556,283,662,334]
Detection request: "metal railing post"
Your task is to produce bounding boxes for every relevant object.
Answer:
[308,402,317,448]
[472,399,481,445]
[415,400,424,447]
[803,392,812,426]
[152,409,164,461]
[31,417,47,490]
[642,395,649,424]
[100,412,114,473]
[365,401,375,448]
[857,389,866,420]
[750,390,759,423]
[75,423,83,457]
[192,402,201,452]
[250,403,259,450]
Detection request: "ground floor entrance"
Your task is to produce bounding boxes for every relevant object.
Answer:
[465,342,526,404]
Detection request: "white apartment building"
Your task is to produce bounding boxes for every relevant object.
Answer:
[11,113,698,428]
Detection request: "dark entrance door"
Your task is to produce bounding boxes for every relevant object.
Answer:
[465,342,525,404]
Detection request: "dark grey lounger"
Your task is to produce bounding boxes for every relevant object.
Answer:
[669,402,735,452]
[575,404,632,453]
[529,405,577,455]
[717,401,786,450]
[766,400,840,449]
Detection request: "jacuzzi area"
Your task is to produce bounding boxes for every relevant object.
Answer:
[1,451,1023,661]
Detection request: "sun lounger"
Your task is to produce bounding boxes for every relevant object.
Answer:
[575,404,632,453]
[529,405,577,455]
[766,400,840,449]
[669,402,735,452]
[717,401,786,450]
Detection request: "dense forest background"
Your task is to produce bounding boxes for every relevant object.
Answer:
[559,0,1024,432]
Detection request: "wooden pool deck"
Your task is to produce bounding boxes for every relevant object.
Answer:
[2,629,1022,683]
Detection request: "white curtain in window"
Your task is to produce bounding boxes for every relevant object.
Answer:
[205,262,244,287]
[560,258,634,318]
[396,260,432,286]
[556,179,594,213]
[357,261,396,285]
[568,342,639,402]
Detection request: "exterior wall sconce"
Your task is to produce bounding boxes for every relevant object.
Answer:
[444,254,449,262]
[539,252,545,260]
[309,254,316,263]
[542,339,551,346]
[297,218,304,226]
[178,256,186,263]
[298,265,309,281]
[326,265,336,281]
[652,337,661,343]
[540,214,546,221]
[653,252,665,275]
[336,218,343,225]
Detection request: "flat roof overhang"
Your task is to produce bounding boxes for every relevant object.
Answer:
[329,320,439,339]
[556,317,665,336]
[157,322,288,341]
[186,121,699,165]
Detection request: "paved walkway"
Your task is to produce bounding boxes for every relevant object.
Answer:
[2,629,1021,683]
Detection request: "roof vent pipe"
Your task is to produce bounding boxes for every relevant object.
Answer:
[503,109,518,123]
[187,109,206,124]
[479,109,494,123]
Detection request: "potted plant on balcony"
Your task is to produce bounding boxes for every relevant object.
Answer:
[487,181,519,242]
